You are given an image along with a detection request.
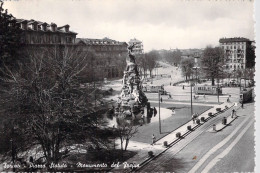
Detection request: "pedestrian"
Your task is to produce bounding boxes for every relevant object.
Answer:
[172,109,176,116]
[241,100,244,109]
[153,107,157,116]
[183,85,185,90]
[161,97,163,103]
[192,113,196,124]
[227,97,230,102]
[170,82,171,86]
[203,94,206,99]
[152,134,156,145]
[231,109,236,118]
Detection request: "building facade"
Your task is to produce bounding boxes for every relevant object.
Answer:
[15,19,77,45]
[128,38,144,54]
[13,18,128,81]
[219,37,254,71]
[76,37,128,81]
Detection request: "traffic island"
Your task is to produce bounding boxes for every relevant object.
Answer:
[208,115,237,133]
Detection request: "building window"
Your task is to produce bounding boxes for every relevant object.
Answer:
[66,37,72,43]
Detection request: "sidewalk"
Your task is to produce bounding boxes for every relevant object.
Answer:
[112,101,235,172]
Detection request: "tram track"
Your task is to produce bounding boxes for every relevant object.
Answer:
[132,106,235,172]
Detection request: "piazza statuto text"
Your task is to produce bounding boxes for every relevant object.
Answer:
[3,161,140,169]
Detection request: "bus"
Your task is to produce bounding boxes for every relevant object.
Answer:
[194,84,222,95]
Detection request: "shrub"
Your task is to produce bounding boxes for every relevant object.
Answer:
[148,151,154,157]
[176,132,181,138]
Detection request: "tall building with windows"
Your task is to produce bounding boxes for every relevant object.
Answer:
[128,38,144,54]
[15,19,77,45]
[219,37,254,71]
[76,37,128,80]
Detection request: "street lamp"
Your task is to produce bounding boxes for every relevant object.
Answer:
[190,81,193,116]
[193,53,200,84]
[158,90,162,134]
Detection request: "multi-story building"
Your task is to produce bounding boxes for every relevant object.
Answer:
[76,37,128,80]
[15,19,77,45]
[128,38,143,54]
[219,37,254,71]
[13,18,128,81]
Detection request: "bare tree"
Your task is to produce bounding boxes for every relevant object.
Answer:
[180,57,195,81]
[0,46,114,167]
[146,50,159,77]
[116,117,138,151]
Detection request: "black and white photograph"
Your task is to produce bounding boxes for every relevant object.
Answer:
[0,0,257,172]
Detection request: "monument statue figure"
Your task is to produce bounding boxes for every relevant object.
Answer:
[117,42,148,119]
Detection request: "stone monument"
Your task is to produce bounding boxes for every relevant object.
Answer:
[116,43,148,118]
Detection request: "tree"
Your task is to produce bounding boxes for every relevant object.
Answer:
[0,0,23,71]
[0,46,114,168]
[136,54,148,78]
[145,50,159,77]
[180,57,195,81]
[246,44,255,68]
[201,46,225,86]
[116,117,138,151]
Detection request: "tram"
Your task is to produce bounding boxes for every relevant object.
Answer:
[194,84,222,95]
[239,88,253,103]
[142,85,167,95]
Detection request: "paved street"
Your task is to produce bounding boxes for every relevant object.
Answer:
[137,102,254,173]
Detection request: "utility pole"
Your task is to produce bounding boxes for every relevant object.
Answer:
[158,90,161,134]
[190,81,193,116]
[217,71,219,103]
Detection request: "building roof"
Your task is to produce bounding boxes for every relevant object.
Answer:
[76,38,127,46]
[219,37,252,43]
[14,18,77,34]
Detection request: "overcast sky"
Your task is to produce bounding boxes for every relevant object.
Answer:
[4,0,255,52]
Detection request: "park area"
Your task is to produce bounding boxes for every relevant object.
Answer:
[130,104,212,144]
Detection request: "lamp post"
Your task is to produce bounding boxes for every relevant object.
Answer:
[193,53,200,84]
[190,81,193,116]
[158,90,162,134]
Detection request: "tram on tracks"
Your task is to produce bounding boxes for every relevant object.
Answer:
[239,88,253,103]
[194,84,222,95]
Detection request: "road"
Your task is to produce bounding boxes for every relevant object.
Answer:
[136,102,255,172]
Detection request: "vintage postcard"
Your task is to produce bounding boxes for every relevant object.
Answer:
[0,0,257,172]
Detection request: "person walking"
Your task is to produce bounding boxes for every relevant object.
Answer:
[240,98,244,108]
[172,109,176,116]
[152,134,156,145]
[153,107,157,116]
[231,109,236,118]
[183,85,185,90]
[161,97,163,103]
[192,113,196,124]
[227,97,230,102]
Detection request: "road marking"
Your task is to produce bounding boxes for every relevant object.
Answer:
[201,119,254,173]
[188,114,251,173]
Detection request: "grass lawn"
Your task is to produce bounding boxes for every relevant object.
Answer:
[131,104,212,144]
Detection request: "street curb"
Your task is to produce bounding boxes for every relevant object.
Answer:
[216,116,238,132]
[130,103,235,173]
[151,106,212,145]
